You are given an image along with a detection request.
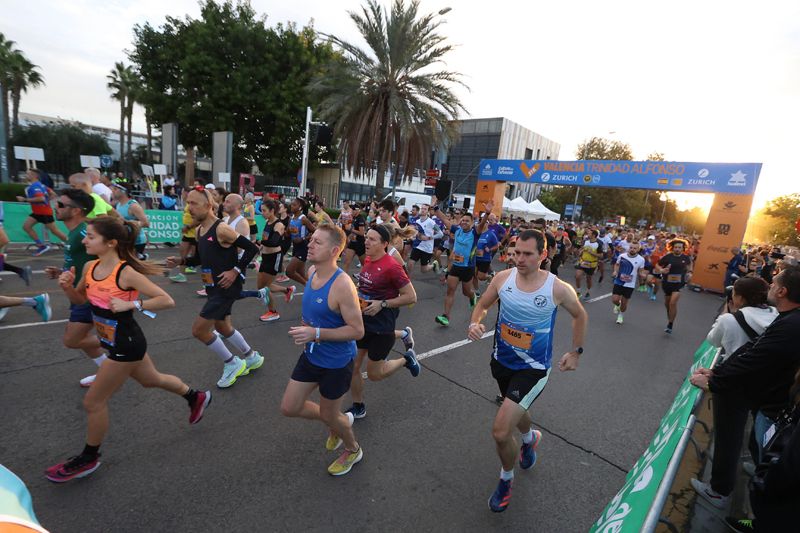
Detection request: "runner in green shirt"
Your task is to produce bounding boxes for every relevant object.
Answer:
[68,173,119,220]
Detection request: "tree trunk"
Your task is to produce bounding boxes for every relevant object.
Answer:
[374,103,390,199]
[126,105,133,177]
[185,146,196,186]
[11,82,21,132]
[145,110,152,164]
[1,87,9,144]
[119,100,125,173]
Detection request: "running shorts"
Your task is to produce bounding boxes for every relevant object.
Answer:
[291,352,354,400]
[95,318,147,362]
[356,331,396,361]
[200,292,237,320]
[259,252,283,276]
[578,266,596,276]
[249,223,258,236]
[476,261,492,274]
[30,214,54,224]
[69,302,93,324]
[410,248,432,265]
[448,265,475,283]
[490,358,550,410]
[612,284,634,299]
[662,282,685,295]
[292,241,308,262]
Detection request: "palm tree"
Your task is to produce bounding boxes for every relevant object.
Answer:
[7,51,43,132]
[124,69,140,170]
[107,62,131,171]
[310,0,466,198]
[0,33,16,150]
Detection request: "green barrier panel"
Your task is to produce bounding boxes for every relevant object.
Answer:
[589,341,717,533]
[3,202,267,244]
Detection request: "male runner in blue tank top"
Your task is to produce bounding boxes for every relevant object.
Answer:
[281,224,366,476]
[468,229,588,513]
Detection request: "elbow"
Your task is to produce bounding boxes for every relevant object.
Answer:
[353,324,365,340]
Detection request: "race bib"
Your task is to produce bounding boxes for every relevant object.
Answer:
[620,274,633,283]
[358,297,369,311]
[666,274,683,284]
[453,253,465,263]
[500,323,533,350]
[476,248,484,257]
[290,226,299,234]
[201,267,215,288]
[93,315,118,347]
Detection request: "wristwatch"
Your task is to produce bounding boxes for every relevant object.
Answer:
[573,347,584,355]
[380,300,388,309]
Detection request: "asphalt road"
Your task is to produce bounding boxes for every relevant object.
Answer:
[0,248,722,532]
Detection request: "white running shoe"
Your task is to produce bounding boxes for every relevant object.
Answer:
[0,308,8,322]
[242,351,264,375]
[612,304,620,314]
[616,314,624,325]
[217,358,247,388]
[80,374,96,388]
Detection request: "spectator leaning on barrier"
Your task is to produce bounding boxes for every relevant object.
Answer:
[707,277,778,360]
[691,266,800,460]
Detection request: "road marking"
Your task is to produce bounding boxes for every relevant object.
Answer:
[585,292,612,303]
[0,270,46,276]
[361,331,494,378]
[0,319,68,330]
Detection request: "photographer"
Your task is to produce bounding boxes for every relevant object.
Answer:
[708,278,778,361]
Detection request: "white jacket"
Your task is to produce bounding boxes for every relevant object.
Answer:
[707,305,779,360]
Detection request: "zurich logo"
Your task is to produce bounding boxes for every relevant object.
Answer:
[541,173,550,182]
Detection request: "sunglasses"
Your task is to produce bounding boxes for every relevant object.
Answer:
[57,201,78,208]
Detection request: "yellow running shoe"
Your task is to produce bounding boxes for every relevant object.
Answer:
[325,412,354,450]
[327,447,363,476]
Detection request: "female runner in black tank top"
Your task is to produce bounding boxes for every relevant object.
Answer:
[256,199,296,321]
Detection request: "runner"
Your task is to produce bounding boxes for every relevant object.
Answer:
[276,201,292,283]
[255,198,296,322]
[342,204,367,274]
[0,294,51,322]
[406,203,443,278]
[645,235,667,301]
[166,189,262,388]
[111,184,149,260]
[575,229,603,300]
[611,241,645,325]
[285,198,317,285]
[43,189,107,387]
[46,216,211,483]
[473,223,500,296]
[219,193,269,303]
[280,224,365,476]
[468,229,588,512]
[654,238,693,334]
[67,173,117,220]
[346,225,419,419]
[549,225,572,277]
[16,168,66,255]
[431,196,493,326]
[0,200,32,286]
[243,192,258,242]
[169,200,199,284]
[597,229,613,283]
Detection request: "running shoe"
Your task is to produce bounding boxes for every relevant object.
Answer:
[519,429,542,470]
[469,293,478,309]
[598,274,604,283]
[276,273,290,283]
[45,454,101,483]
[612,304,619,314]
[401,326,414,351]
[616,314,624,325]
[217,357,247,388]
[404,349,421,377]
[196,288,207,297]
[189,390,212,424]
[259,310,280,322]
[169,273,187,283]
[650,294,657,301]
[488,478,513,512]
[690,478,730,509]
[0,308,8,322]
[32,244,51,257]
[242,351,264,374]
[33,293,52,322]
[664,325,673,334]
[21,265,32,286]
[435,314,450,326]
[431,259,440,273]
[285,285,296,303]
[184,267,196,274]
[326,411,355,451]
[355,261,362,268]
[258,287,270,306]
[345,403,366,419]
[328,446,363,476]
[79,374,96,388]
[582,292,591,301]
[724,517,754,532]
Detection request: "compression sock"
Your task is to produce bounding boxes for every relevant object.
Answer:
[34,238,44,247]
[239,290,260,298]
[206,335,235,363]
[223,329,253,357]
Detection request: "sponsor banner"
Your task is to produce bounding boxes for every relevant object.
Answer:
[693,193,753,291]
[478,160,761,195]
[2,203,267,244]
[590,341,718,533]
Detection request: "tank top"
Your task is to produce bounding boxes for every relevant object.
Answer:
[289,214,307,243]
[493,269,558,370]
[452,226,478,267]
[226,214,245,234]
[117,199,147,245]
[302,268,356,368]
[261,219,283,249]
[196,220,242,297]
[85,260,139,348]
[280,216,292,252]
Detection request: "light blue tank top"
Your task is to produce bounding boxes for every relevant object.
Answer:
[117,199,147,245]
[302,268,356,368]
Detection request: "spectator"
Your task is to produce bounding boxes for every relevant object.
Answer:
[724,247,745,288]
[707,277,778,360]
[85,167,112,203]
[159,186,178,210]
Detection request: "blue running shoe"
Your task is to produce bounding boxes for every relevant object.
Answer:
[404,349,420,377]
[33,293,52,322]
[519,430,542,470]
[488,478,513,513]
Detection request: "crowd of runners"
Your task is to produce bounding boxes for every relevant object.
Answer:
[2,169,798,516]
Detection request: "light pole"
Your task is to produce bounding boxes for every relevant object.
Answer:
[300,106,324,197]
[659,192,668,226]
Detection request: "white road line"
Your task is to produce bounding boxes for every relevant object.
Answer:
[585,292,612,303]
[0,318,68,330]
[361,331,494,378]
[0,270,46,276]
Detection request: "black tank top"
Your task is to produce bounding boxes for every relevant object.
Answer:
[262,219,283,248]
[197,220,241,296]
[281,216,292,252]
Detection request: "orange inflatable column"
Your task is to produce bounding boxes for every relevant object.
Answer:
[693,193,753,292]
[473,180,506,217]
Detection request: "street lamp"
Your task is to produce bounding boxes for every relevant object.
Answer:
[300,107,326,197]
[659,192,668,226]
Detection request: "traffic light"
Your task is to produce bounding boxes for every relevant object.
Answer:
[584,195,592,206]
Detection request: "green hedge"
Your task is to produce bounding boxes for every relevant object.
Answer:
[0,183,27,202]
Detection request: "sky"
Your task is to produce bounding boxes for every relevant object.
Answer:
[2,0,799,211]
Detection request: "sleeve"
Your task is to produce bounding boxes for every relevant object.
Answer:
[706,315,727,348]
[658,256,669,267]
[709,322,785,394]
[450,225,458,234]
[392,260,411,289]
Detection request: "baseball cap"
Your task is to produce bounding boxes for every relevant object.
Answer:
[647,235,655,240]
[204,183,215,190]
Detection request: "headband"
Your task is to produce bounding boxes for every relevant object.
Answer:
[374,224,391,243]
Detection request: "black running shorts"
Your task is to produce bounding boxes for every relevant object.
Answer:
[476,261,492,274]
[612,284,634,299]
[448,265,475,283]
[200,292,237,320]
[662,282,684,295]
[357,331,396,361]
[259,252,283,276]
[348,240,366,258]
[291,352,354,400]
[410,248,432,265]
[490,358,549,410]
